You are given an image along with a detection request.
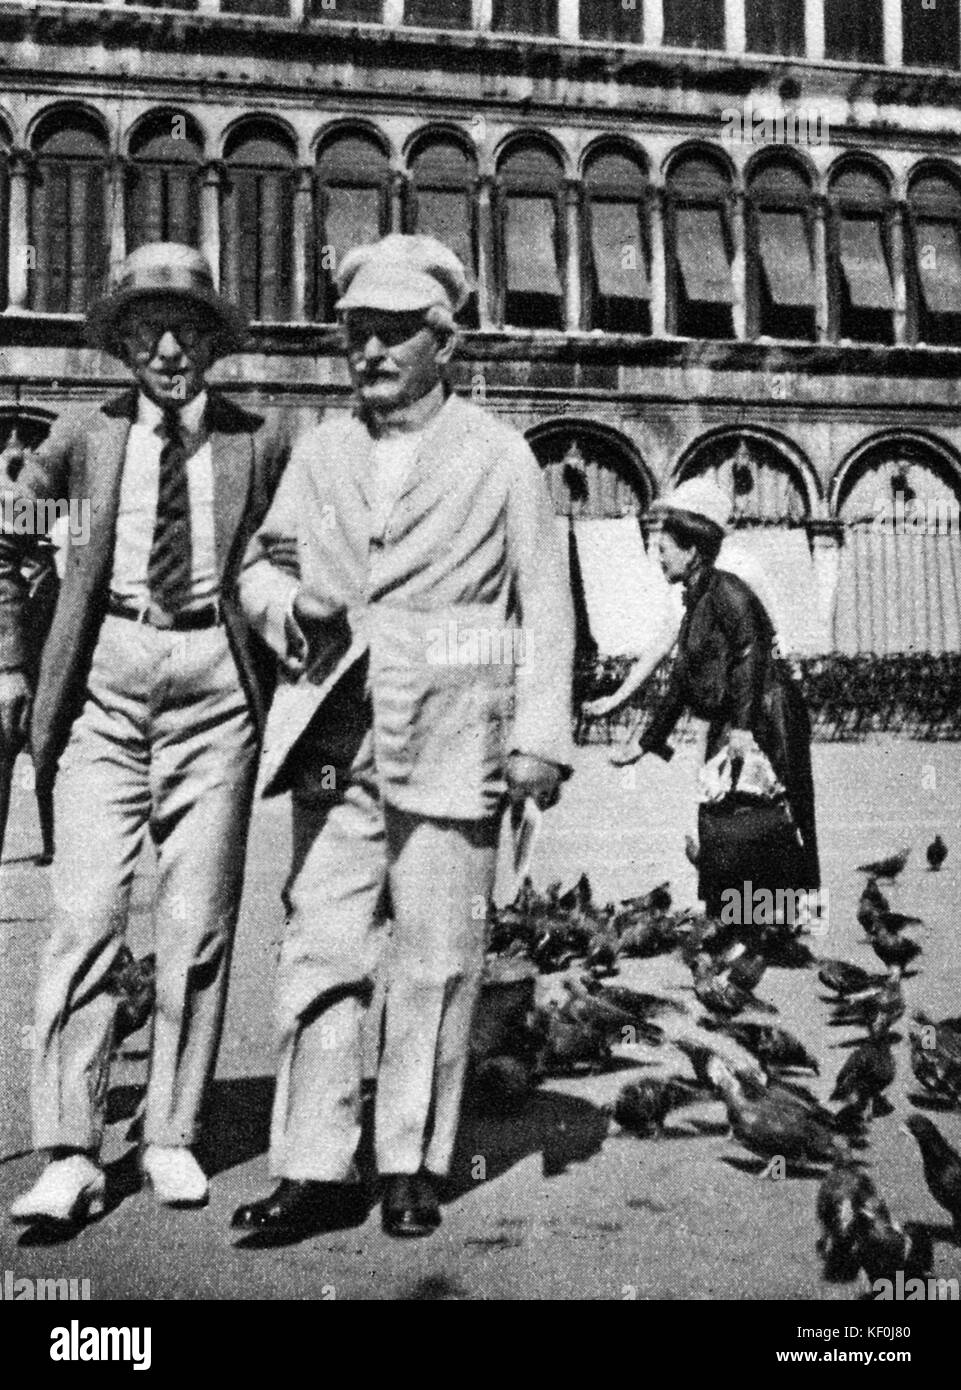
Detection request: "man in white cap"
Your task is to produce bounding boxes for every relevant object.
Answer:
[2,242,292,1229]
[234,233,574,1239]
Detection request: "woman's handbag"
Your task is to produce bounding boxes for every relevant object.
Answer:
[697,743,805,907]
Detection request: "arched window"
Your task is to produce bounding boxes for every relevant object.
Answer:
[663,0,724,49]
[747,159,816,341]
[306,0,381,17]
[665,151,734,339]
[580,0,643,42]
[221,123,295,322]
[496,141,565,330]
[314,130,390,322]
[582,147,649,334]
[745,0,805,56]
[902,0,960,68]
[222,0,288,15]
[825,0,883,63]
[491,0,557,37]
[29,111,108,315]
[834,440,961,655]
[907,171,961,345]
[405,0,471,27]
[126,114,202,252]
[407,135,477,326]
[828,164,894,344]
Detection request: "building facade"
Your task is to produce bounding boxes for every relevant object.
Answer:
[1,0,960,672]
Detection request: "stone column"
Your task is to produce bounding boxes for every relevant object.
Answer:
[648,184,667,336]
[383,0,404,26]
[810,522,842,655]
[643,0,663,46]
[564,177,582,331]
[558,0,580,41]
[883,0,902,67]
[890,201,907,344]
[724,0,746,53]
[107,155,126,279]
[6,149,31,310]
[730,187,747,339]
[200,160,222,288]
[473,0,493,29]
[289,0,305,17]
[805,0,825,60]
[292,166,313,321]
[475,173,495,328]
[198,0,222,12]
[390,168,406,234]
[812,195,830,342]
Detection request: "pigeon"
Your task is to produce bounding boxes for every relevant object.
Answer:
[908,1012,961,1105]
[706,1057,851,1174]
[703,1019,819,1075]
[828,978,905,1033]
[872,910,923,935]
[106,945,156,1047]
[903,1114,961,1232]
[692,952,777,1019]
[857,848,910,880]
[723,949,769,996]
[853,1195,933,1284]
[830,1033,896,1119]
[926,835,948,871]
[857,877,890,933]
[816,1163,878,1282]
[528,1001,611,1075]
[869,924,921,973]
[611,1077,700,1138]
[817,959,885,997]
[684,834,700,868]
[580,977,686,1022]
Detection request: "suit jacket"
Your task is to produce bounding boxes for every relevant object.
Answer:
[240,391,575,820]
[0,387,292,782]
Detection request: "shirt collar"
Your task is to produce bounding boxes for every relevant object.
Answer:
[137,389,208,437]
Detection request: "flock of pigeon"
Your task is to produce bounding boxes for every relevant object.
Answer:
[472,833,961,1294]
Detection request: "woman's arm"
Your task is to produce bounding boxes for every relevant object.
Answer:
[582,605,680,717]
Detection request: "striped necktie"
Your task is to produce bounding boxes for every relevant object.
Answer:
[147,407,192,613]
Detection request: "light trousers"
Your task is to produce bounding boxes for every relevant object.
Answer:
[270,734,496,1181]
[32,614,258,1152]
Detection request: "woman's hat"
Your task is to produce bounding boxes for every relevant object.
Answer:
[86,242,249,359]
[652,477,731,535]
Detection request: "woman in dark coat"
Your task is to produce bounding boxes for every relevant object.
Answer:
[638,479,819,918]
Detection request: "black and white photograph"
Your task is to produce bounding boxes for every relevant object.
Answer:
[0,0,960,1339]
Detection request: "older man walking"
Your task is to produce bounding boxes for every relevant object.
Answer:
[3,243,291,1229]
[234,234,574,1240]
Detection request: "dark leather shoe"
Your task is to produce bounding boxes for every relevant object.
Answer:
[232,1180,368,1239]
[381,1172,441,1238]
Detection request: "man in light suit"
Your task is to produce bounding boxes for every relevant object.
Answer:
[233,234,574,1239]
[3,243,290,1229]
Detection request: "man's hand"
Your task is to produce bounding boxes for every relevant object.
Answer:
[0,671,31,753]
[506,753,562,810]
[582,694,619,718]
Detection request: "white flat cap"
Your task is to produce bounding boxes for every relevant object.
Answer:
[335,233,470,315]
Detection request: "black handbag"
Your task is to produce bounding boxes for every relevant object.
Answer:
[697,753,805,912]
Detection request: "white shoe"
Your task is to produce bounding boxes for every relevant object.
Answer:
[10,1155,106,1228]
[141,1146,208,1208]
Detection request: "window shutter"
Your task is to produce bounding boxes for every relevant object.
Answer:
[589,199,649,299]
[675,205,733,303]
[757,210,815,307]
[504,195,562,296]
[915,219,961,313]
[839,217,894,309]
